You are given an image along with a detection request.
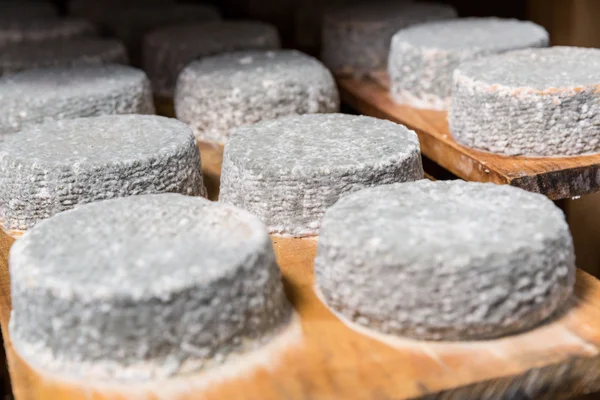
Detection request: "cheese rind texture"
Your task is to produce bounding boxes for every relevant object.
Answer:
[450,47,600,156]
[321,1,457,75]
[0,17,96,46]
[315,180,575,340]
[175,50,340,144]
[0,64,154,137]
[0,115,206,233]
[143,21,280,98]
[9,194,291,380]
[219,114,424,237]
[389,18,549,110]
[0,38,128,77]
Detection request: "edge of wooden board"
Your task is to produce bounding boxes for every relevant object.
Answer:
[337,75,600,200]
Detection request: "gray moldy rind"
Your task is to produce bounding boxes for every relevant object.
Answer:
[0,64,155,137]
[450,46,600,156]
[321,1,457,76]
[0,18,96,47]
[175,50,340,144]
[219,114,424,237]
[143,21,281,98]
[0,38,128,77]
[315,180,575,341]
[9,193,292,381]
[389,18,549,111]
[0,115,206,233]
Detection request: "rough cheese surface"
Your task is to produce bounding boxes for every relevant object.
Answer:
[321,1,457,75]
[0,64,154,137]
[9,194,291,380]
[0,38,128,77]
[143,21,281,98]
[389,18,549,110]
[219,114,424,237]
[315,180,575,340]
[0,17,96,46]
[0,115,206,234]
[175,50,340,144]
[450,46,600,156]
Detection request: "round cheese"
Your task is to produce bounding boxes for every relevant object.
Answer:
[219,114,424,237]
[315,180,575,340]
[0,18,96,46]
[175,50,339,144]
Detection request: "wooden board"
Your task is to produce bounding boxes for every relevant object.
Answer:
[337,75,600,200]
[2,231,600,399]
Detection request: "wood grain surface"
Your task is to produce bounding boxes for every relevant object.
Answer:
[2,231,600,399]
[338,74,600,200]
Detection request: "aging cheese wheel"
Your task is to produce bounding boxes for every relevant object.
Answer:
[0,64,154,137]
[105,3,220,65]
[0,115,206,236]
[219,114,424,237]
[143,21,280,98]
[0,18,96,47]
[175,50,340,144]
[9,193,292,381]
[315,180,575,340]
[0,38,128,77]
[321,1,456,76]
[389,18,549,110]
[450,46,600,156]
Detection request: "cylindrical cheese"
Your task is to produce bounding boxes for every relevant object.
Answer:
[175,50,339,144]
[143,21,280,99]
[0,115,206,235]
[219,114,424,237]
[389,18,549,110]
[321,1,457,76]
[0,38,128,77]
[9,193,292,381]
[450,46,600,156]
[0,18,96,46]
[315,180,575,340]
[0,64,154,137]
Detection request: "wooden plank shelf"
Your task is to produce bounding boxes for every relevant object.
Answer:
[337,74,600,200]
[2,231,600,399]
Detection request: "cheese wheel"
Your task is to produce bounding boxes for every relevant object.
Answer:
[0,38,128,77]
[321,1,456,76]
[450,46,600,156]
[315,180,575,340]
[105,3,220,65]
[175,50,339,144]
[0,18,96,46]
[219,114,424,237]
[0,115,206,235]
[389,18,549,110]
[143,21,280,98]
[0,64,154,137]
[9,193,292,381]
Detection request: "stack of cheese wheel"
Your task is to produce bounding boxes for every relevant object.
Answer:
[9,194,296,391]
[175,50,340,144]
[450,46,600,156]
[388,18,549,110]
[143,21,281,102]
[321,1,457,76]
[0,38,128,77]
[315,180,575,340]
[219,113,424,236]
[0,64,155,138]
[0,115,206,237]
